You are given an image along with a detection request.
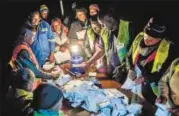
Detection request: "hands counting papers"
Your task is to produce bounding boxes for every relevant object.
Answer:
[42,61,55,70]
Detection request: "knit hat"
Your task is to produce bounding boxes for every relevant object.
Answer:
[32,83,63,110]
[14,68,35,89]
[89,4,100,12]
[40,4,49,13]
[75,7,87,17]
[144,17,166,38]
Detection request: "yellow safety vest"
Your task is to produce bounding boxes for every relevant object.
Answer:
[87,27,96,52]
[100,19,130,65]
[132,32,171,73]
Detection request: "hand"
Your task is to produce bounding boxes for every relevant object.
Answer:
[127,69,137,80]
[49,52,55,63]
[51,73,60,80]
[77,40,84,47]
[60,46,66,52]
[156,96,167,104]
[80,62,90,70]
[168,108,179,116]
[134,76,144,85]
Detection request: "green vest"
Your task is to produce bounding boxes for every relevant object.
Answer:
[100,19,130,65]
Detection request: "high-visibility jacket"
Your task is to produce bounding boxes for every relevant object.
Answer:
[8,42,41,90]
[100,19,130,65]
[132,32,171,73]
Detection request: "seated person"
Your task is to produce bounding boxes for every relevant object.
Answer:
[8,29,59,90]
[5,68,34,116]
[156,58,179,116]
[51,18,69,53]
[31,83,64,116]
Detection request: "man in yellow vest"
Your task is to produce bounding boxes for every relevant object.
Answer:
[156,58,179,115]
[84,15,106,73]
[125,17,178,104]
[80,9,132,79]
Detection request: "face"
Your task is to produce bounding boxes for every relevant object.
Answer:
[41,10,48,19]
[24,31,36,45]
[91,23,101,34]
[52,21,62,32]
[144,33,161,46]
[31,13,40,26]
[89,9,98,16]
[76,11,87,22]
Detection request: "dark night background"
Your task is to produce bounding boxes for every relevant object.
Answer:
[1,0,179,115]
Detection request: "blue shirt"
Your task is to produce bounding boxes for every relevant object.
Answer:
[31,20,55,66]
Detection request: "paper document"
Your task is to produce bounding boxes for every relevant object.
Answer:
[76,29,86,40]
[42,62,55,70]
[121,77,135,90]
[54,74,72,86]
[155,103,171,116]
[54,50,71,64]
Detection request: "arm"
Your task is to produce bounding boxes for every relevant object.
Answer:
[86,45,104,65]
[158,65,170,101]
[18,50,56,79]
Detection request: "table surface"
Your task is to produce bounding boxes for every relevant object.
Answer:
[54,63,156,116]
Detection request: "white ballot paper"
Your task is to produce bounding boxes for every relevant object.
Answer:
[155,103,171,116]
[121,77,135,90]
[42,62,55,70]
[54,74,72,86]
[76,29,86,40]
[54,50,71,64]
[104,88,129,104]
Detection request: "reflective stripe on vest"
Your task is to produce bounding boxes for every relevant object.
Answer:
[10,42,39,70]
[117,19,130,62]
[100,19,130,64]
[132,32,171,73]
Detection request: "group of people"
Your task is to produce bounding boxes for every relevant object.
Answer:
[4,2,179,116]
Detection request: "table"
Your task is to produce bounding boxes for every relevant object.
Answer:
[52,63,156,116]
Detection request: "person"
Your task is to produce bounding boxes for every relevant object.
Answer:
[51,18,69,53]
[68,7,90,58]
[32,83,64,116]
[84,15,106,73]
[125,17,177,104]
[89,4,100,16]
[81,8,132,78]
[5,68,34,116]
[8,28,59,90]
[39,4,49,22]
[23,11,55,66]
[156,58,179,115]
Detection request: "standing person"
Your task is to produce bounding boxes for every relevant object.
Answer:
[125,17,177,104]
[32,83,64,116]
[156,58,179,116]
[85,15,106,73]
[39,4,50,23]
[23,11,55,66]
[89,4,100,16]
[5,68,34,116]
[68,7,90,58]
[80,8,132,79]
